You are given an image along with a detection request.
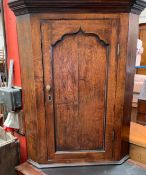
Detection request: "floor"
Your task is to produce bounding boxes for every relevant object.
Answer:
[42,161,146,175]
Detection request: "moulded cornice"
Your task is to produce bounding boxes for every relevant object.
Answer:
[8,0,146,16]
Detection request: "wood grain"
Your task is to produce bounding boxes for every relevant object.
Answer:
[130,144,146,165]
[17,15,39,162]
[138,24,146,75]
[121,13,139,159]
[41,18,119,162]
[128,122,146,165]
[17,14,47,163]
[16,162,46,175]
[137,81,146,124]
[9,0,146,16]
[130,122,146,148]
[53,30,107,151]
[13,7,141,167]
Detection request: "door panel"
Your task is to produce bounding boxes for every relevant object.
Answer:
[41,19,119,163]
[53,34,79,151]
[53,32,108,152]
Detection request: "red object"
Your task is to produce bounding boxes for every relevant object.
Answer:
[3,126,15,132]
[3,0,27,163]
[3,0,21,87]
[14,132,28,163]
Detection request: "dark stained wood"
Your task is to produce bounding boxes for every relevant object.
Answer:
[16,12,141,167]
[16,15,39,162]
[41,18,119,163]
[0,118,2,126]
[121,13,139,158]
[17,110,25,135]
[137,113,146,125]
[53,32,107,151]
[16,162,46,175]
[138,101,146,114]
[137,23,146,75]
[113,14,129,161]
[16,14,47,163]
[137,81,146,125]
[9,0,146,16]
[11,0,145,169]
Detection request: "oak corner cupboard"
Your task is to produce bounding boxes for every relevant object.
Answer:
[9,0,146,168]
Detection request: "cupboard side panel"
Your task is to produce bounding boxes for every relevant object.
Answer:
[113,14,129,160]
[122,13,139,158]
[17,15,39,162]
[30,16,48,162]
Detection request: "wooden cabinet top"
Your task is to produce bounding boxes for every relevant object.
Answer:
[9,0,146,16]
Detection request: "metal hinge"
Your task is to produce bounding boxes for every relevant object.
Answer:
[117,43,120,56]
[112,129,115,142]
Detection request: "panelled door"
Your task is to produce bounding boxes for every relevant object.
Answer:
[41,19,119,163]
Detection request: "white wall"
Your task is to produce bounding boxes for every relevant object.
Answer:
[0,13,4,50]
[140,9,146,24]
